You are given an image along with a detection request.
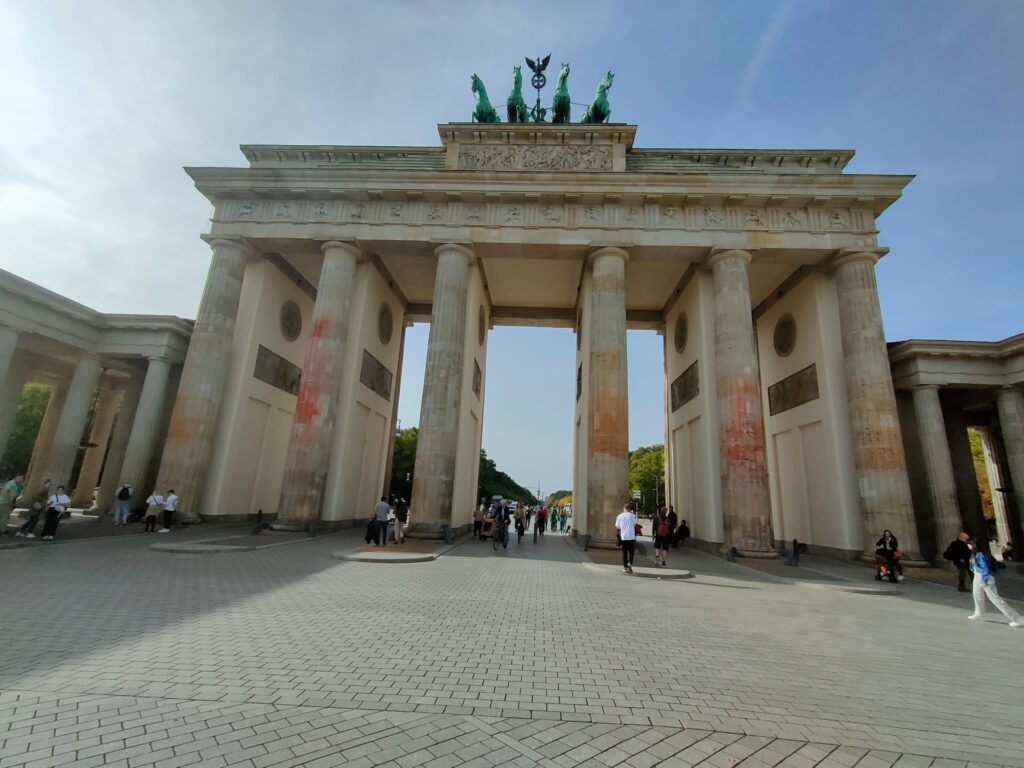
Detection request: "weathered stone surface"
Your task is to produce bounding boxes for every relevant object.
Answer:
[996,386,1024,541]
[911,386,962,549]
[118,357,171,505]
[70,377,119,508]
[40,353,101,491]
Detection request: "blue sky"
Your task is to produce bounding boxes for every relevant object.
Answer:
[2,0,1021,496]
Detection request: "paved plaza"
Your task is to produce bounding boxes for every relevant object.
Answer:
[0,528,1022,768]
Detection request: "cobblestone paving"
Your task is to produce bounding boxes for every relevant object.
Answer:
[0,528,1021,767]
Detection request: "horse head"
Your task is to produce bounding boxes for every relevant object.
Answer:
[471,73,482,94]
[513,65,521,88]
[602,71,614,91]
[557,62,570,86]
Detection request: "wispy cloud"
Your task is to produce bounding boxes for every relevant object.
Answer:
[734,0,799,112]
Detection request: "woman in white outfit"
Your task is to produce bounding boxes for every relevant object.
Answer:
[966,538,1023,628]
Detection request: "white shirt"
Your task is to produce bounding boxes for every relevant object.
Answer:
[615,510,638,541]
[164,494,178,512]
[146,495,164,511]
[48,494,70,511]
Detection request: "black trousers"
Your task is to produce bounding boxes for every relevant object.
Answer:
[621,539,636,568]
[40,509,60,538]
[145,515,157,532]
[162,509,174,529]
[473,520,482,538]
[956,562,970,590]
[21,511,41,534]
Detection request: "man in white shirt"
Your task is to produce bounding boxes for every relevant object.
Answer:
[614,504,638,574]
[159,490,178,533]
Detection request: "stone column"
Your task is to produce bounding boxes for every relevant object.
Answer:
[0,327,18,392]
[834,251,920,560]
[119,357,172,507]
[586,247,630,547]
[275,241,361,529]
[96,382,140,512]
[996,386,1024,547]
[71,376,119,508]
[0,356,29,459]
[24,384,67,494]
[41,353,102,493]
[154,238,250,522]
[709,249,775,555]
[911,385,962,552]
[409,243,473,538]
[382,320,410,498]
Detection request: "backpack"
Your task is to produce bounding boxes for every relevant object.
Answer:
[117,485,131,501]
[656,517,671,537]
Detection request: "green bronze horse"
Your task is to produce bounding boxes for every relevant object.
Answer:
[581,70,614,124]
[471,74,500,123]
[551,62,571,124]
[506,65,529,123]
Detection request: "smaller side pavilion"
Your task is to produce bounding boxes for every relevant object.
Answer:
[889,334,1024,559]
[0,269,191,512]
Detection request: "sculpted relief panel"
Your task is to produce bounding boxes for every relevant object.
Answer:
[225,198,873,234]
[457,144,613,172]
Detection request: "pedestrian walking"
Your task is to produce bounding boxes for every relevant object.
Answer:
[966,538,1024,627]
[0,474,24,536]
[144,493,163,533]
[17,479,50,538]
[653,508,671,567]
[473,503,484,539]
[159,490,177,533]
[615,504,638,574]
[943,532,972,592]
[394,497,408,543]
[373,496,390,546]
[114,482,132,525]
[40,485,70,540]
[559,509,567,531]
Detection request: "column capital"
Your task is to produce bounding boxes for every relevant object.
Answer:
[202,236,253,258]
[321,240,366,262]
[433,242,475,264]
[587,246,630,266]
[998,384,1023,395]
[832,247,888,271]
[911,383,942,392]
[706,248,752,268]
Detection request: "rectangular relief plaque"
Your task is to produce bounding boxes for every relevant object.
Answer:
[457,144,613,172]
[360,349,393,401]
[254,345,301,396]
[768,364,819,416]
[670,361,699,413]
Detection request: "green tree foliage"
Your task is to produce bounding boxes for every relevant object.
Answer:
[0,384,50,480]
[629,444,665,517]
[386,427,538,506]
[968,428,995,521]
[547,490,572,505]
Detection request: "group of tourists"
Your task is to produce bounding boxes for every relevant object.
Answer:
[472,500,571,547]
[365,496,409,546]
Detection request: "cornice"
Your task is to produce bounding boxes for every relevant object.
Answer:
[888,333,1024,363]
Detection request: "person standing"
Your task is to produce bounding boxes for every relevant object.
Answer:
[667,505,678,547]
[0,474,24,536]
[40,484,70,540]
[473,503,484,539]
[615,504,638,574]
[373,496,390,546]
[144,492,163,533]
[17,479,50,538]
[159,490,178,533]
[653,508,671,568]
[114,482,132,526]
[966,538,1024,627]
[394,497,407,543]
[943,532,973,593]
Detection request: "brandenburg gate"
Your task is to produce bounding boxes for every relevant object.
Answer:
[155,121,919,559]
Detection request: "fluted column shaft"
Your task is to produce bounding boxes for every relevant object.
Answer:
[834,251,920,559]
[119,357,172,507]
[709,249,774,554]
[276,242,361,528]
[911,385,962,550]
[24,384,67,494]
[382,321,410,497]
[96,382,140,511]
[154,239,250,521]
[996,386,1024,546]
[41,354,102,492]
[409,244,473,538]
[586,247,630,547]
[0,327,18,393]
[71,377,119,507]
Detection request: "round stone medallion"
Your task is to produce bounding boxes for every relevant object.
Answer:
[478,305,486,346]
[774,314,797,357]
[280,300,302,342]
[378,303,394,344]
[674,313,688,354]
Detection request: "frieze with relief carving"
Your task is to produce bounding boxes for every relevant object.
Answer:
[224,198,871,234]
[457,144,613,171]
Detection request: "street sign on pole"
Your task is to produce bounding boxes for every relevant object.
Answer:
[631,490,641,500]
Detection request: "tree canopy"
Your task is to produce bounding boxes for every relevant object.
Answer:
[0,385,49,480]
[629,444,666,517]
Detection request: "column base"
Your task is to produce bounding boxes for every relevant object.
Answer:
[271,520,311,532]
[174,513,203,526]
[405,523,447,541]
[719,545,779,559]
[859,552,929,568]
[587,536,623,550]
